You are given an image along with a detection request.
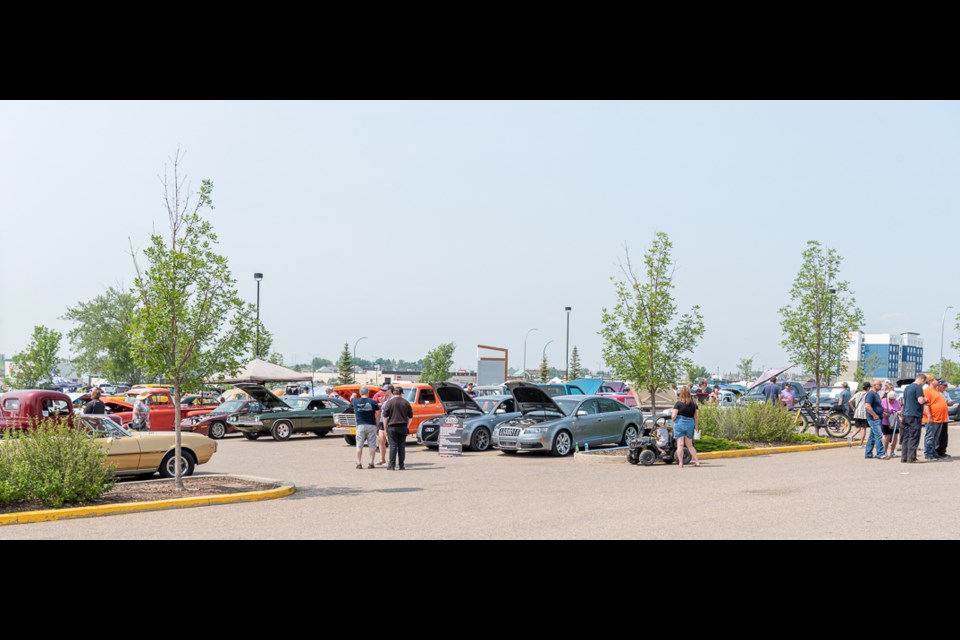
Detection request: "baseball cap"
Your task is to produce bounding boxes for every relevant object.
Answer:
[381,383,392,392]
[938,379,948,386]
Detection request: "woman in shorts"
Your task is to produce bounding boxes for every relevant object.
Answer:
[671,385,701,468]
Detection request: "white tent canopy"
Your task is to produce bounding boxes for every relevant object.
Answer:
[214,359,313,384]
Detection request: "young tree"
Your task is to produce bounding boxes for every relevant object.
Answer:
[419,342,456,384]
[684,363,709,384]
[568,346,581,380]
[11,326,62,389]
[312,356,332,370]
[252,320,273,360]
[130,151,254,490]
[539,354,550,383]
[599,233,705,416]
[779,241,864,414]
[63,286,144,385]
[737,357,754,383]
[861,352,887,380]
[336,342,354,384]
[929,359,960,385]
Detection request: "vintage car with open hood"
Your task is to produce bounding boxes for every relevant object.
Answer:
[226,383,349,441]
[492,382,644,457]
[416,384,521,452]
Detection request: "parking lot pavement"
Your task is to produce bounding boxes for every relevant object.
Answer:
[4,426,960,539]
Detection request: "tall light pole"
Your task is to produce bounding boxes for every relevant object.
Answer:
[941,305,954,380]
[523,328,538,380]
[353,337,368,372]
[565,307,572,380]
[254,273,263,358]
[542,340,555,381]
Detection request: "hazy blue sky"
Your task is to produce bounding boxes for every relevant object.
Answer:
[1,101,958,376]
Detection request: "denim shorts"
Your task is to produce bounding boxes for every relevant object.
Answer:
[674,416,696,440]
[356,424,378,448]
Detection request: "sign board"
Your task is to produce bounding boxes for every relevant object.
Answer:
[438,414,463,457]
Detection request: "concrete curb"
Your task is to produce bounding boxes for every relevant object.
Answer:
[574,441,851,464]
[0,474,296,527]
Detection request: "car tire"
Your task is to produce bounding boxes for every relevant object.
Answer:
[626,450,640,465]
[501,449,518,455]
[551,430,573,457]
[620,424,639,446]
[639,449,657,466]
[314,429,330,437]
[271,421,293,441]
[470,427,491,452]
[344,435,357,446]
[242,432,260,441]
[159,450,196,478]
[208,421,226,440]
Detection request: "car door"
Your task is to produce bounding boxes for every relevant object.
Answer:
[307,399,335,430]
[148,393,174,430]
[597,398,628,443]
[413,387,444,433]
[89,419,141,471]
[573,399,603,444]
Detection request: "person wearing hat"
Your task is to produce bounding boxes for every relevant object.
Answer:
[465,382,476,397]
[836,382,852,422]
[922,376,948,460]
[132,391,151,431]
[373,384,392,466]
[935,379,952,459]
[880,389,901,460]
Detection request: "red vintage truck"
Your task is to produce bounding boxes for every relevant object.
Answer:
[1,390,79,430]
[105,388,216,431]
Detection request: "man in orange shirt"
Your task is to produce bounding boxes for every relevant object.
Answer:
[923,380,949,460]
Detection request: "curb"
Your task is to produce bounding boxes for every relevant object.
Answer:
[574,441,851,465]
[0,475,296,527]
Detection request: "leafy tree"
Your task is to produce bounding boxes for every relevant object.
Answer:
[737,357,754,383]
[336,342,354,384]
[568,346,581,380]
[11,326,62,389]
[861,352,887,380]
[419,342,455,384]
[779,241,864,414]
[599,234,705,416]
[539,354,550,383]
[312,356,332,370]
[252,321,273,360]
[853,363,866,386]
[684,363,709,384]
[929,359,960,385]
[62,286,143,385]
[267,352,285,366]
[130,151,255,490]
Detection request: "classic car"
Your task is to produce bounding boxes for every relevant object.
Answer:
[79,414,217,477]
[1,390,76,430]
[537,383,585,397]
[492,382,644,456]
[416,386,521,452]
[227,382,350,441]
[115,388,216,431]
[180,398,266,439]
[568,378,637,407]
[332,382,446,445]
[473,384,509,397]
[179,394,220,408]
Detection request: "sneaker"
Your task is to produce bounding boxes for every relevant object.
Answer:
[940,454,952,459]
[356,463,363,469]
[864,456,874,459]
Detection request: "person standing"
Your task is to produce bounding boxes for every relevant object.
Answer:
[837,382,852,420]
[923,378,948,461]
[780,384,796,410]
[901,373,928,463]
[936,380,952,458]
[670,382,679,399]
[382,385,413,470]
[863,380,885,459]
[881,390,901,460]
[465,382,476,397]
[373,384,391,466]
[351,385,380,469]
[132,392,151,431]
[671,385,701,468]
[763,377,782,404]
[82,388,106,415]
[849,382,870,447]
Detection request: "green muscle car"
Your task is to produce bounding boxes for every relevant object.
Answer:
[226,383,350,441]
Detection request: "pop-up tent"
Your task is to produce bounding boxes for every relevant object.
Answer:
[214,359,313,385]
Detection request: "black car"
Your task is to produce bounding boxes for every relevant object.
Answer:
[943,387,960,422]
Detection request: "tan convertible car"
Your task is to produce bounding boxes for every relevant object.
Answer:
[80,415,217,477]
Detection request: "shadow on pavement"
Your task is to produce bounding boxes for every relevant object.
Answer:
[290,486,425,499]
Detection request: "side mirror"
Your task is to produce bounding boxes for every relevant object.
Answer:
[576,410,588,417]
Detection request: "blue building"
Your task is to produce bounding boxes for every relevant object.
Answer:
[847,332,923,380]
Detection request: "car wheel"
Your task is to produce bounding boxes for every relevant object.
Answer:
[470,427,491,452]
[620,424,639,446]
[639,449,657,466]
[160,450,196,478]
[551,430,573,457]
[314,429,330,437]
[344,435,357,446]
[626,449,640,465]
[271,421,293,441]
[242,432,260,441]
[208,421,226,440]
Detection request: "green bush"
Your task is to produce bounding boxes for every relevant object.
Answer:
[693,435,750,452]
[2,419,115,508]
[696,402,799,444]
[788,433,830,444]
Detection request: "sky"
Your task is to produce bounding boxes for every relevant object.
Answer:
[1,101,958,377]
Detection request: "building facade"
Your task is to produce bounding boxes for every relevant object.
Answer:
[843,331,923,381]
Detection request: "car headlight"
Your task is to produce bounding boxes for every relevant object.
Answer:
[523,427,548,434]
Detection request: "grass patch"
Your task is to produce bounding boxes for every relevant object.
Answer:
[693,435,750,452]
[787,433,831,444]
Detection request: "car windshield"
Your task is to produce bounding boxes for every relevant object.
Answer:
[79,415,131,438]
[944,388,960,399]
[477,398,504,413]
[554,399,579,416]
[325,395,347,407]
[213,400,245,414]
[285,397,309,410]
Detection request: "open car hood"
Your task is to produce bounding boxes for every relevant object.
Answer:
[505,382,564,414]
[568,378,604,395]
[232,383,292,410]
[431,382,483,413]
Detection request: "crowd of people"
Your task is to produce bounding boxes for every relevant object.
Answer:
[348,383,414,471]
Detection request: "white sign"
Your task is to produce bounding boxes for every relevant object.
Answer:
[438,415,463,457]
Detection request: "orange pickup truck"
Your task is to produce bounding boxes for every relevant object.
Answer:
[108,388,216,431]
[331,382,446,445]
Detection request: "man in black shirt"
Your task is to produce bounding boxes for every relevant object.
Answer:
[82,389,106,415]
[382,386,413,470]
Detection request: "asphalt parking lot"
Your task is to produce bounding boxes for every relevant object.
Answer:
[3,427,960,539]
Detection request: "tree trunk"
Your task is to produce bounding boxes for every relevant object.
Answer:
[649,386,658,420]
[174,382,183,492]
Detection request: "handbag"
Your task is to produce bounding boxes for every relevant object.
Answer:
[693,427,702,440]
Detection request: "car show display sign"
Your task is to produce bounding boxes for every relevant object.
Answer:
[438,414,463,457]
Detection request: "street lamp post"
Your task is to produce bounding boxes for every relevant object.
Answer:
[941,305,954,381]
[254,273,263,358]
[353,337,368,381]
[541,340,555,381]
[565,307,572,380]
[523,328,538,381]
